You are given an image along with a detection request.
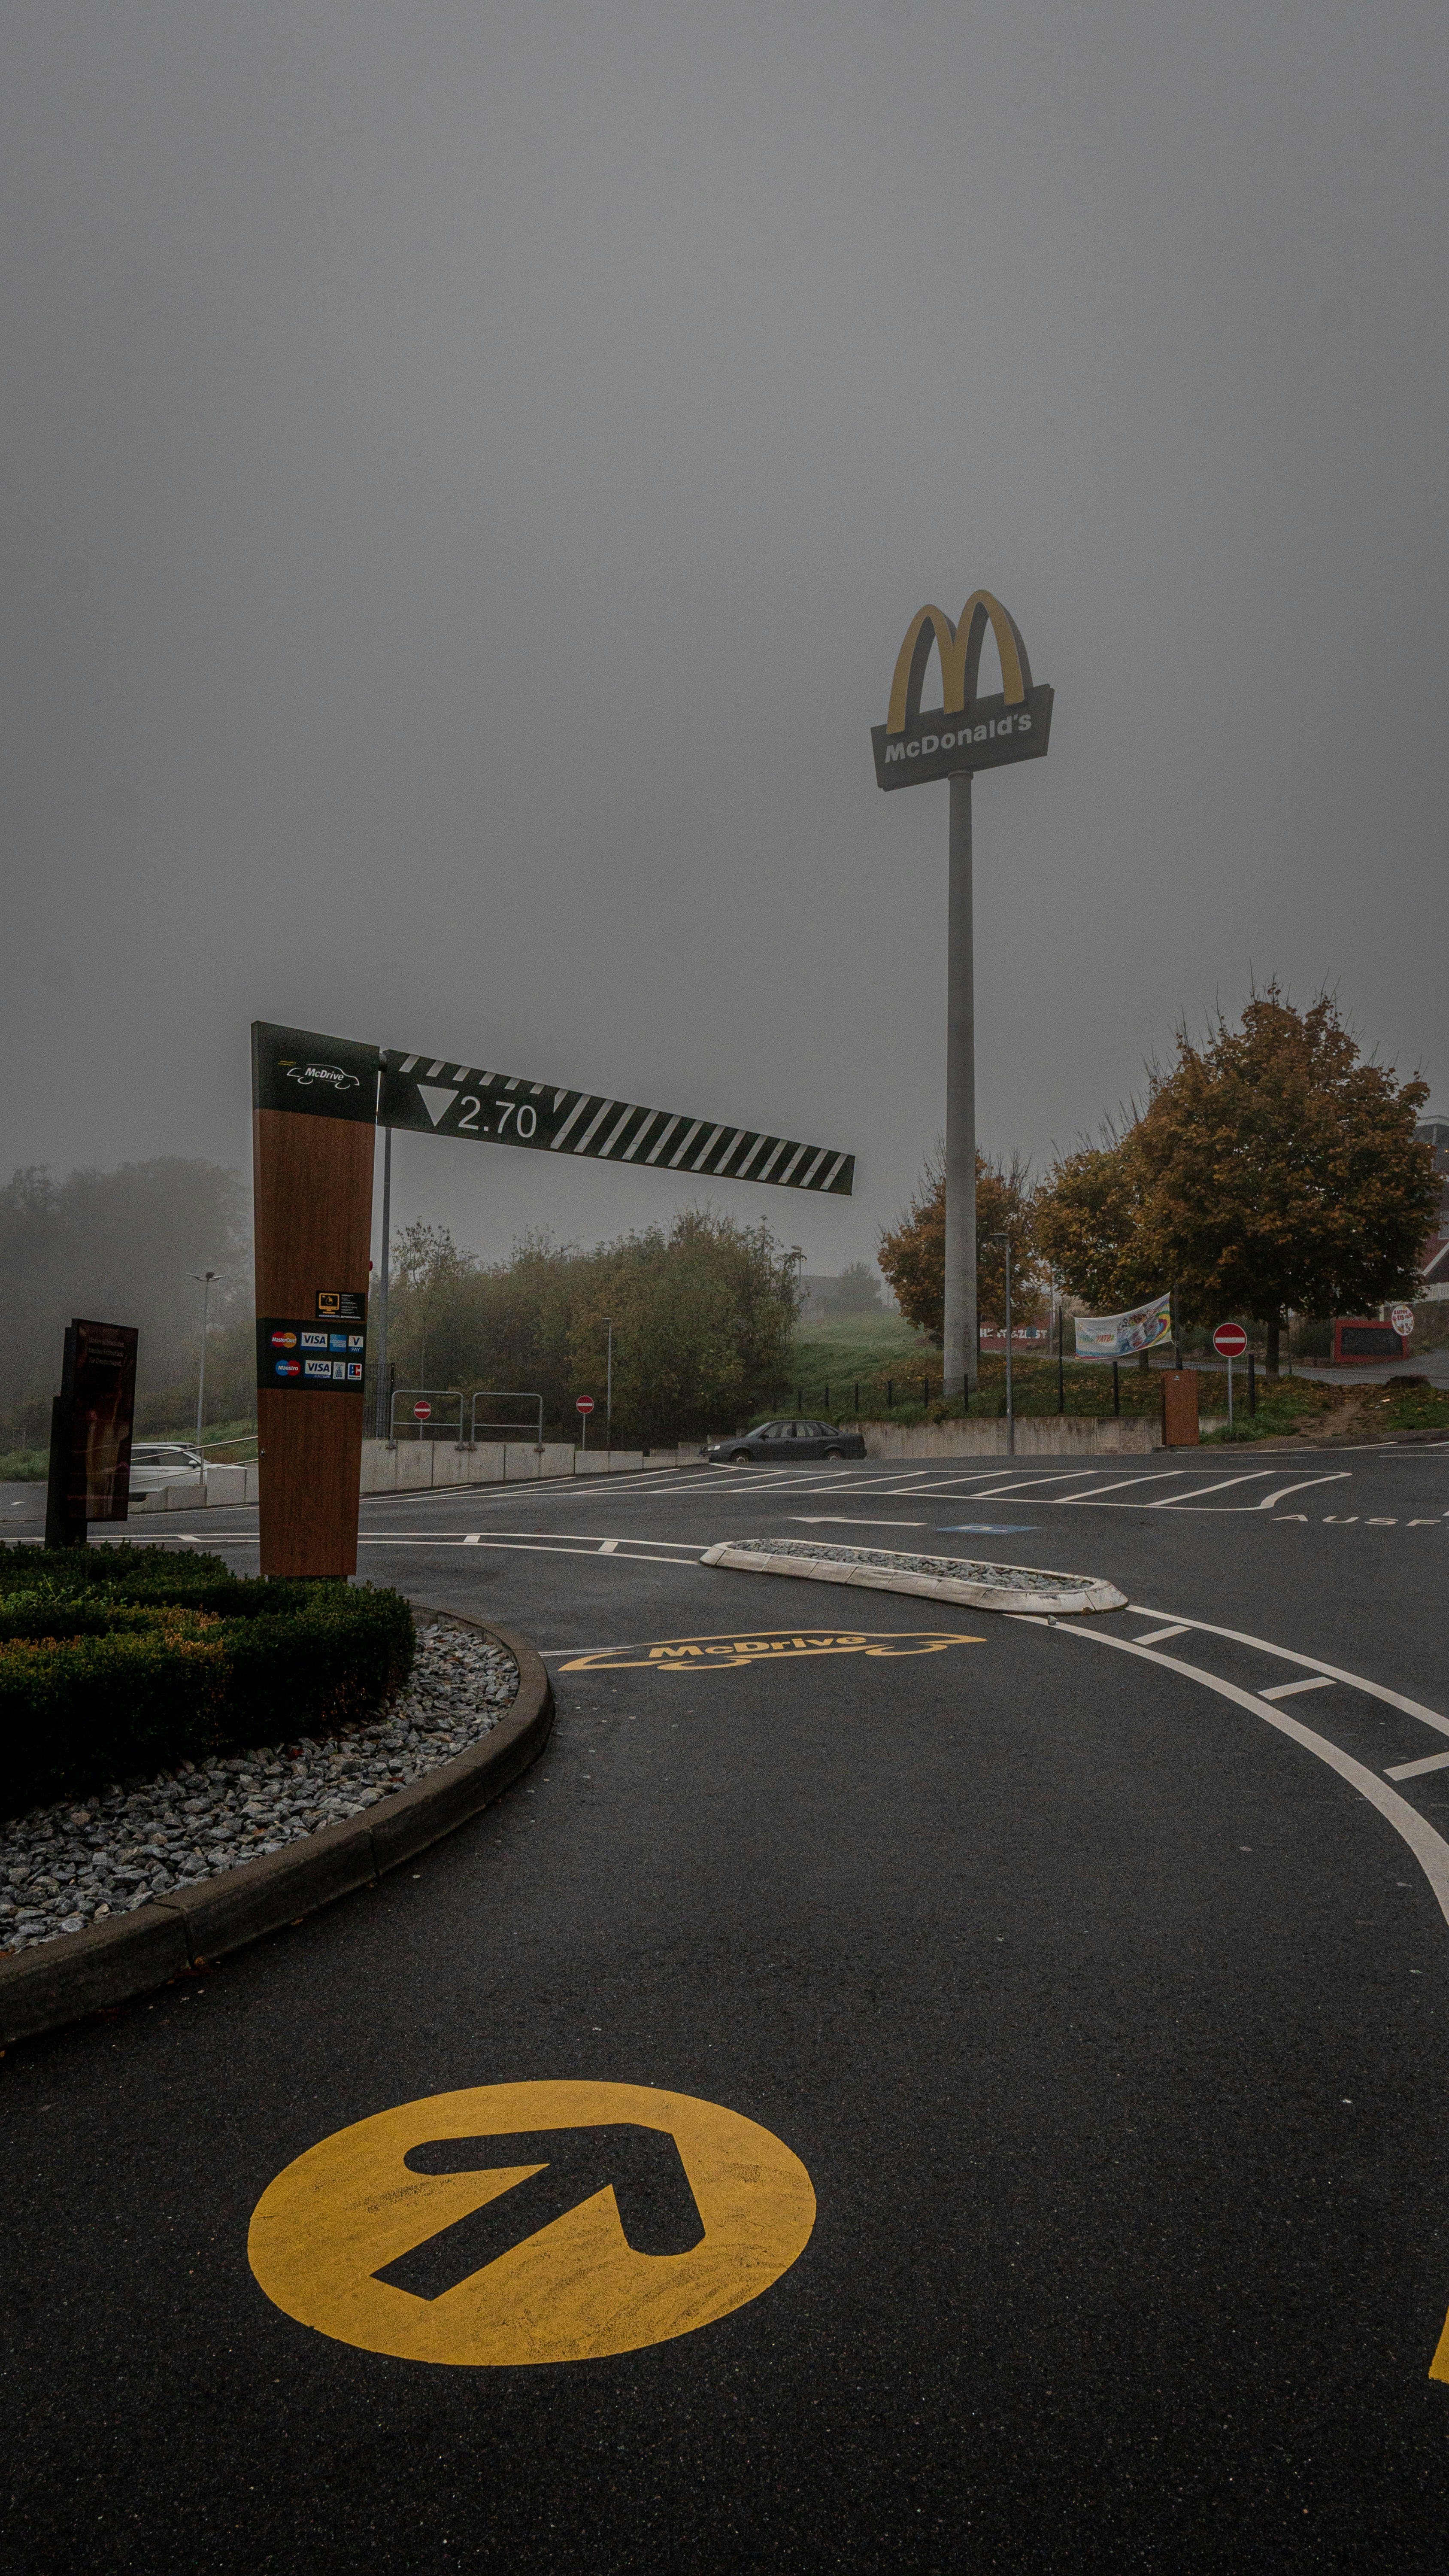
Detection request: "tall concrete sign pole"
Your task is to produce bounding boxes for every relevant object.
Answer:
[942,772,977,1400]
[871,592,1053,1404]
[252,1024,381,1579]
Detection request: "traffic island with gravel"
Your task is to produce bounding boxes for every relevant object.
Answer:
[0,1615,518,1955]
[701,1536,1128,1616]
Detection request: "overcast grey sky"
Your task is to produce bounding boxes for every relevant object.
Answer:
[3,0,1445,1280]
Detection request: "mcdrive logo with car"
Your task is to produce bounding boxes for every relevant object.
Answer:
[870,590,1053,792]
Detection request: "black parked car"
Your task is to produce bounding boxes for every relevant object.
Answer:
[701,1418,867,1465]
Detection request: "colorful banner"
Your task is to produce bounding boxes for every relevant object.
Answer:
[1073,1292,1173,1360]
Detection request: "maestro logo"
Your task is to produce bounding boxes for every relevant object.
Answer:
[284,1060,361,1094]
[248,2080,815,2366]
[871,588,1054,791]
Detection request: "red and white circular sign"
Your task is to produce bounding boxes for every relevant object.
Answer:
[1213,1323,1249,1359]
[1390,1303,1415,1338]
[413,1400,432,1421]
[576,1397,595,1415]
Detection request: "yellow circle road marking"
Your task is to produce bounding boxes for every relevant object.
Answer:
[249,2081,815,2366]
[561,1627,984,1673]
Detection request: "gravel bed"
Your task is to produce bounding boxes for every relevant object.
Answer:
[0,1617,516,1956]
[720,1537,1097,1596]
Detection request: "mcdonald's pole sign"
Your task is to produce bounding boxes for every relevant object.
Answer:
[871,592,1052,1403]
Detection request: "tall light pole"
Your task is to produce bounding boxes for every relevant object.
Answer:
[191,1270,221,1470]
[870,592,1054,1413]
[943,774,977,1410]
[603,1315,613,1455]
[991,1232,1015,1457]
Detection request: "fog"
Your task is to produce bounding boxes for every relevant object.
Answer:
[3,0,1444,1284]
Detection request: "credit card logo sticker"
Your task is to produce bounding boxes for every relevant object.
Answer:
[275,1358,301,1378]
[304,1358,333,1380]
[300,1331,329,1350]
[346,1361,364,1382]
[270,1330,297,1348]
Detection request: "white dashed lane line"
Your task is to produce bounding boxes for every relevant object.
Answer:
[1022,1615,1449,1931]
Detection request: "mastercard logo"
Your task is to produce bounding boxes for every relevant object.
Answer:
[270,1329,297,1348]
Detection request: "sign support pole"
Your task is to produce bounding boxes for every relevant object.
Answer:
[374,1127,391,1440]
[943,772,978,1406]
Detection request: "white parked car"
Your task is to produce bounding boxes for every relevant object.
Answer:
[127,1443,206,1494]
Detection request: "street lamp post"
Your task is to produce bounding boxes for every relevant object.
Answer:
[943,774,978,1410]
[191,1270,221,1480]
[991,1233,1015,1457]
[604,1316,613,1456]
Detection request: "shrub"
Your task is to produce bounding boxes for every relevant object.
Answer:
[0,1548,414,1814]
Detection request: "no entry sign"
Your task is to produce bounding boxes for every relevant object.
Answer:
[1213,1323,1249,1359]
[414,1400,432,1421]
[576,1397,594,1415]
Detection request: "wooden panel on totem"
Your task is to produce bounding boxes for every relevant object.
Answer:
[253,1108,375,1579]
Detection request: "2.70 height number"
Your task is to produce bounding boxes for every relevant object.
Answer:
[456,1097,538,1139]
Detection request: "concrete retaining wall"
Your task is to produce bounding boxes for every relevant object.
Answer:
[132,1465,259,1513]
[358,1440,701,1493]
[851,1417,1161,1461]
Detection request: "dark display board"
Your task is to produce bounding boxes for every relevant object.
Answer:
[44,1318,138,1547]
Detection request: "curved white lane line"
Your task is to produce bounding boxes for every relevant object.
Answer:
[1126,1606,1449,1740]
[1019,1617,1449,1930]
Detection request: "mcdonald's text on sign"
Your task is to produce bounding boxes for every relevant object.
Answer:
[871,590,1053,791]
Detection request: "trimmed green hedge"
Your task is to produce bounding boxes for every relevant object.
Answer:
[0,1548,414,1815]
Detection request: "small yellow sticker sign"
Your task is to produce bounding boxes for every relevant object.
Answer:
[561,1627,983,1674]
[249,2080,815,2366]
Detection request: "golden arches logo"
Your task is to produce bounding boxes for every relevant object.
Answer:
[886,590,1034,736]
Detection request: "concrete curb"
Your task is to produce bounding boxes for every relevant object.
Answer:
[700,1543,1128,1617]
[0,1611,552,2048]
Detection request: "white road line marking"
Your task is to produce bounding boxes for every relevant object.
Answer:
[357,1537,702,1564]
[1019,1620,1449,1932]
[1149,1471,1274,1506]
[599,1538,619,1553]
[1260,1677,1337,1701]
[1386,1751,1449,1783]
[403,1530,694,1549]
[1125,1606,1449,1740]
[1255,1475,1352,1508]
[791,1517,927,1529]
[1058,1470,1192,1502]
[967,1471,1106,1496]
[1133,1624,1191,1645]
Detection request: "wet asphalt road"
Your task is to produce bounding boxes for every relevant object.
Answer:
[5,1440,1449,2572]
